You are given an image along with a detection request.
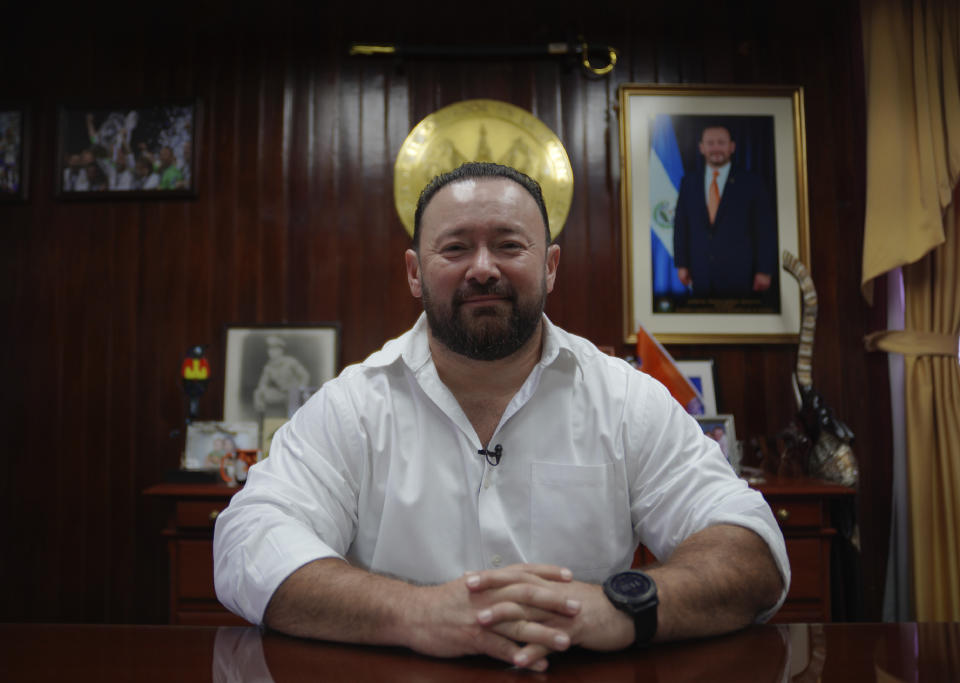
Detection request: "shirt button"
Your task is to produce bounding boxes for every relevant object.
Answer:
[483,478,491,489]
[491,555,502,567]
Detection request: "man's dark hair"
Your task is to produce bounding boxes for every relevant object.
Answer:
[412,162,551,251]
[700,124,734,141]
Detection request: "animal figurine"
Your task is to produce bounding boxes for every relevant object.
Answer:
[781,252,859,488]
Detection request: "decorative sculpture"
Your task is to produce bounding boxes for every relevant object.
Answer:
[181,345,210,424]
[780,252,859,488]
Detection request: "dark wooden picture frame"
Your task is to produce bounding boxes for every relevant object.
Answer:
[55,99,200,199]
[0,104,30,202]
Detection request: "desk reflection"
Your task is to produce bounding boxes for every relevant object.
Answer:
[4,621,954,681]
[213,624,798,682]
[210,622,960,682]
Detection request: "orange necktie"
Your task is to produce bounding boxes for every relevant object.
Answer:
[708,170,720,224]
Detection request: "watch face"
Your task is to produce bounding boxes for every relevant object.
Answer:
[609,571,656,601]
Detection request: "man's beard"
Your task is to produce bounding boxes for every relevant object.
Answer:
[422,279,546,361]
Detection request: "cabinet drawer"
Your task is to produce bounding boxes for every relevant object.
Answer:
[175,539,217,599]
[768,500,822,529]
[175,500,228,529]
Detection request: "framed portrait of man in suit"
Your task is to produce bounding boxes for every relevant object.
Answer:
[618,84,810,344]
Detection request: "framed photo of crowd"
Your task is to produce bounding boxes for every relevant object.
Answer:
[618,84,810,344]
[0,104,29,202]
[55,99,200,199]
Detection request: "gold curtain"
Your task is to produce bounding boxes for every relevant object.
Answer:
[862,0,960,621]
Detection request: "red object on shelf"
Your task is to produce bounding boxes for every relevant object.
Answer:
[635,324,700,411]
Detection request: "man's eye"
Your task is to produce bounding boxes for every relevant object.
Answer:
[441,244,466,253]
[500,242,522,250]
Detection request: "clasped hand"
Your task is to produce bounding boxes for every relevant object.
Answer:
[409,563,633,672]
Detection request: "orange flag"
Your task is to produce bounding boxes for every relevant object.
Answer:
[635,325,701,412]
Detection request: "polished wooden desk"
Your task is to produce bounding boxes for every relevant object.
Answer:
[2,622,958,681]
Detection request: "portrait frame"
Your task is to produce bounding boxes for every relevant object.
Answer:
[676,359,718,415]
[222,323,341,429]
[55,98,201,199]
[695,414,739,472]
[0,103,30,202]
[618,84,810,344]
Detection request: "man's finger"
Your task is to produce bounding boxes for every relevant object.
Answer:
[486,616,572,654]
[512,643,553,671]
[464,564,572,592]
[477,600,575,631]
[473,629,551,671]
[477,582,582,618]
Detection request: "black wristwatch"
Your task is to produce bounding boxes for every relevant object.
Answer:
[602,570,659,646]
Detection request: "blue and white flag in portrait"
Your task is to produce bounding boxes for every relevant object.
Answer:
[649,114,688,297]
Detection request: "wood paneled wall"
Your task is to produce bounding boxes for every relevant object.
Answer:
[0,1,891,623]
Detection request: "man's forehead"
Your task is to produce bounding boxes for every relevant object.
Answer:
[418,175,549,246]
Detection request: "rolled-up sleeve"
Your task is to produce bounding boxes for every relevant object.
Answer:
[213,380,365,624]
[625,375,791,621]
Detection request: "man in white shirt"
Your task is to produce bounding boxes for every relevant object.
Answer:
[214,162,788,672]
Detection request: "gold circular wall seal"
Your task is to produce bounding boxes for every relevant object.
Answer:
[394,99,574,240]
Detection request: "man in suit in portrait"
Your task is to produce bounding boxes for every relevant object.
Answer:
[673,124,777,299]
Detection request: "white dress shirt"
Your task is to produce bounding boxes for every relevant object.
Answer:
[213,314,790,624]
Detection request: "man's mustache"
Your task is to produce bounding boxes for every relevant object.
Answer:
[452,283,516,306]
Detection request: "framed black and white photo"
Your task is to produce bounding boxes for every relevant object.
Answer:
[56,99,200,199]
[696,414,739,472]
[223,324,340,424]
[0,104,29,201]
[676,359,718,415]
[619,84,810,343]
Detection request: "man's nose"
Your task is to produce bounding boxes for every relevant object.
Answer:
[465,245,500,283]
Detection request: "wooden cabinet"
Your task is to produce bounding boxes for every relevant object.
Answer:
[148,475,854,626]
[754,475,855,623]
[144,483,248,626]
[631,474,855,623]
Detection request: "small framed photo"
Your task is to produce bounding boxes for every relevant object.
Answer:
[676,359,718,415]
[696,414,739,472]
[0,104,29,202]
[56,99,200,198]
[619,84,810,343]
[223,324,341,425]
[184,421,259,471]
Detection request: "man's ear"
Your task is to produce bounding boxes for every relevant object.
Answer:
[405,249,422,298]
[545,244,561,294]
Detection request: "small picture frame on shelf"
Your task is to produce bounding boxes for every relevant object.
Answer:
[183,421,259,471]
[696,414,739,472]
[676,359,718,415]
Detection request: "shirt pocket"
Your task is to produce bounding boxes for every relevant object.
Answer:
[530,462,619,575]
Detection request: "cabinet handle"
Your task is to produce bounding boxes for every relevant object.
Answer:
[209,509,220,522]
[776,508,791,523]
